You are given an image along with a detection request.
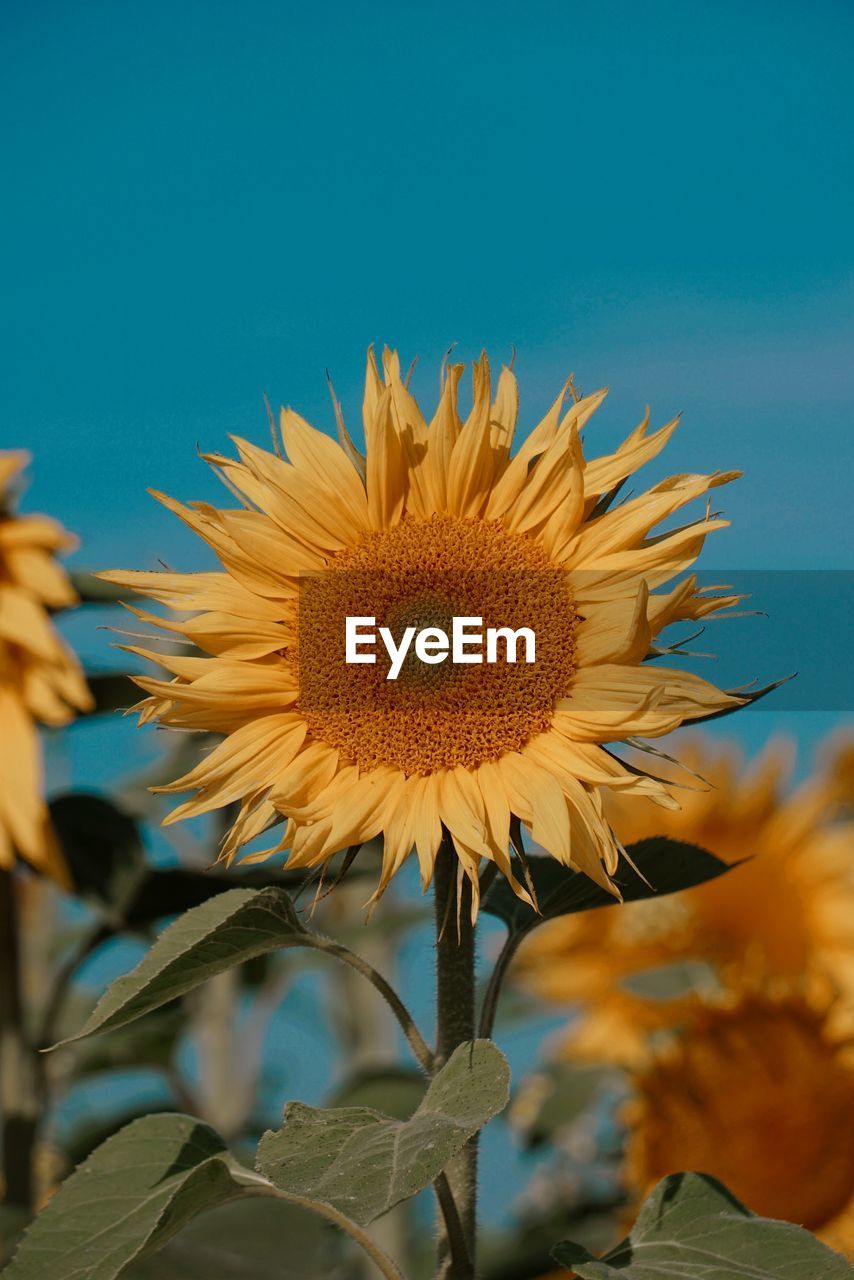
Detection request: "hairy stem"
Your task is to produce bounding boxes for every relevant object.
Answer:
[433,840,476,1280]
[433,1172,472,1277]
[0,869,37,1210]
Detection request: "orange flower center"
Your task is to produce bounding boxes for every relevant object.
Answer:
[628,1002,854,1231]
[292,514,578,774]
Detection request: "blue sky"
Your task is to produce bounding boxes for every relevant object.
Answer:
[3,0,853,570]
[4,0,852,838]
[4,0,854,1230]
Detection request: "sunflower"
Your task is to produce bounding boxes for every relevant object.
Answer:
[825,733,854,809]
[623,992,854,1255]
[514,735,854,1059]
[0,451,92,880]
[101,349,746,914]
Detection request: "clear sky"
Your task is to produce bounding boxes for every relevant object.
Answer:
[3,0,853,571]
[4,0,854,1229]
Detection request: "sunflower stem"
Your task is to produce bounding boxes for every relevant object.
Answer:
[433,839,476,1280]
[0,868,37,1211]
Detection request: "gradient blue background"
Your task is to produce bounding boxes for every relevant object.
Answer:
[3,0,853,1238]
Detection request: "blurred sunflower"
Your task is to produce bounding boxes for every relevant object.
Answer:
[624,993,854,1255]
[101,349,747,913]
[0,451,92,880]
[825,734,854,809]
[514,736,854,1060]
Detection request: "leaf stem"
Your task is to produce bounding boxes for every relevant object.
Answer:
[433,839,477,1280]
[301,935,434,1075]
[477,929,525,1041]
[233,1168,406,1280]
[287,1194,406,1280]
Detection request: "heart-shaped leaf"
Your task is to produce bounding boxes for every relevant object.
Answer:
[484,838,734,935]
[257,1039,509,1224]
[3,1114,260,1280]
[552,1172,853,1278]
[53,887,306,1048]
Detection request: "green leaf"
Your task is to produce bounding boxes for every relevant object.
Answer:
[552,1172,854,1279]
[48,793,148,919]
[48,793,305,933]
[0,1207,31,1268]
[58,1101,180,1170]
[258,1039,510,1224]
[3,1114,262,1280]
[53,887,307,1049]
[483,838,734,935]
[122,866,303,930]
[124,1198,331,1280]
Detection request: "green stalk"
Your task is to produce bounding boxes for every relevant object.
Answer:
[0,868,37,1210]
[433,840,476,1280]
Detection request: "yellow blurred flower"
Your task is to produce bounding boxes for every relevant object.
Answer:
[624,993,854,1254]
[824,733,854,809]
[0,451,92,880]
[515,736,854,1060]
[101,349,745,913]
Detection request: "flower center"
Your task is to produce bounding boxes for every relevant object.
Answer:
[633,1005,854,1230]
[292,514,578,774]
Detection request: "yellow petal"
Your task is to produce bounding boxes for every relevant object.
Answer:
[279,407,370,533]
[446,353,494,518]
[158,714,307,820]
[365,386,406,528]
[583,411,679,498]
[574,582,651,666]
[424,362,464,511]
